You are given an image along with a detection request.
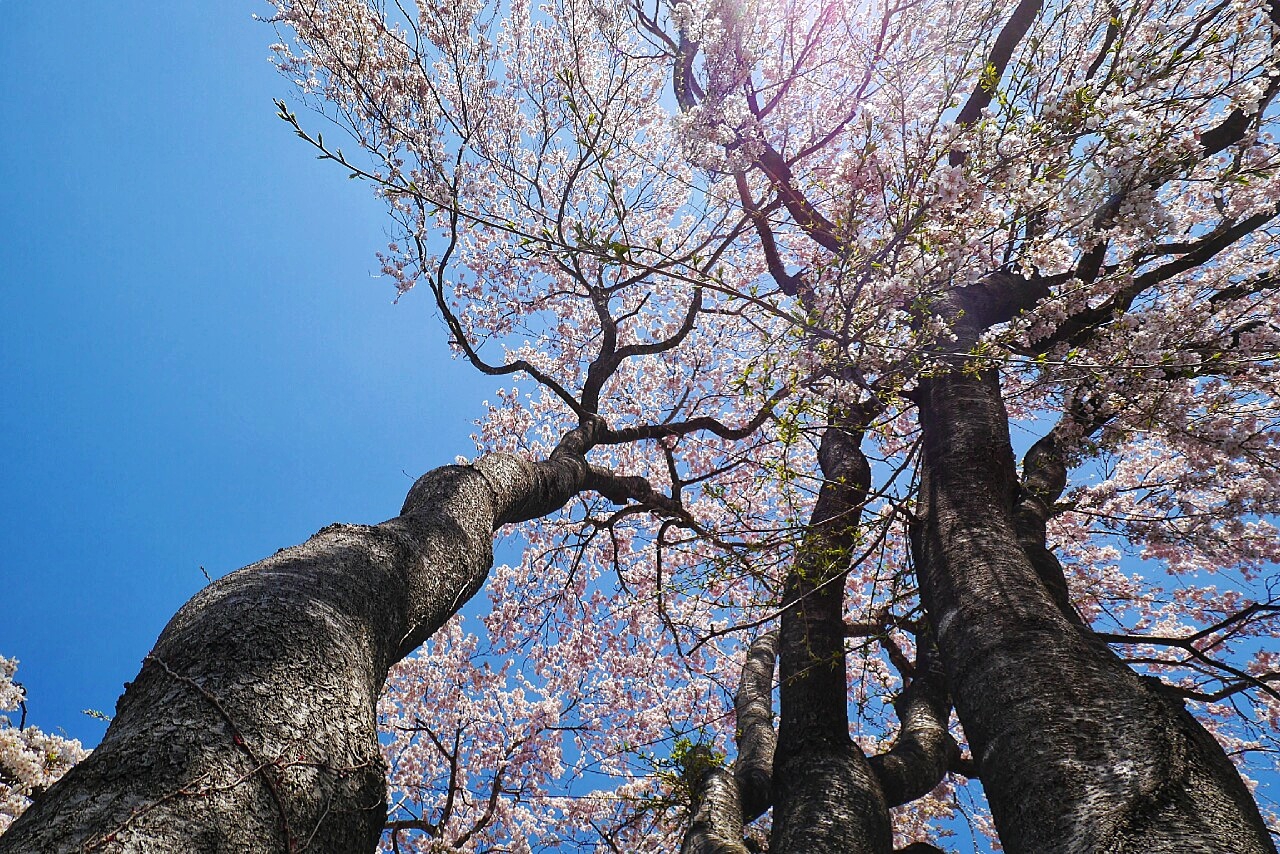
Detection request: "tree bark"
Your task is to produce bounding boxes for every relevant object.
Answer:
[915,343,1277,852]
[681,630,777,854]
[769,424,893,854]
[865,628,957,809]
[681,756,752,854]
[0,448,594,854]
[733,629,778,823]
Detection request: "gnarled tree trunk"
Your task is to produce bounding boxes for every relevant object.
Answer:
[0,449,593,854]
[914,285,1277,853]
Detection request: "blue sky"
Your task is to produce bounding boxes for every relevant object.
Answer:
[0,2,494,746]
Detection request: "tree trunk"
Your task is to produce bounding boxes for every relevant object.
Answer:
[769,424,893,854]
[681,631,776,854]
[915,362,1277,853]
[0,451,592,854]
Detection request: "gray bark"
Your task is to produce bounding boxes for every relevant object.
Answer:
[0,448,593,854]
[914,282,1277,853]
[866,628,957,809]
[683,421,959,853]
[681,760,752,854]
[680,630,777,854]
[733,629,778,823]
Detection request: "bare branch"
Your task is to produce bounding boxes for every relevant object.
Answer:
[1097,602,1280,702]
[599,384,791,444]
[867,630,959,808]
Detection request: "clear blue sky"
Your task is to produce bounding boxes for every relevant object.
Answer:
[0,2,491,746]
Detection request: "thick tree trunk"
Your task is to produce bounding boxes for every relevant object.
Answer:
[0,450,592,854]
[915,363,1277,853]
[769,424,893,854]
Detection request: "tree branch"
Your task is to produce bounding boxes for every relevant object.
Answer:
[680,742,749,854]
[599,384,791,444]
[867,630,959,808]
[949,0,1045,166]
[733,630,778,822]
[1039,202,1280,351]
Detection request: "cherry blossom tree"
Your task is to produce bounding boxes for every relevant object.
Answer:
[2,0,1279,851]
[0,658,87,836]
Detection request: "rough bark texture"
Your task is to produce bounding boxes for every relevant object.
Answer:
[733,629,778,822]
[866,630,957,809]
[681,630,777,854]
[769,425,892,854]
[681,759,751,854]
[0,449,592,854]
[914,287,1277,853]
[1012,427,1089,628]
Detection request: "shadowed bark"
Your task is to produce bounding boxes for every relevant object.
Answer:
[0,432,601,854]
[769,422,892,854]
[866,628,957,809]
[913,282,1277,853]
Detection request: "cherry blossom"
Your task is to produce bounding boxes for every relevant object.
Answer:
[0,658,88,835]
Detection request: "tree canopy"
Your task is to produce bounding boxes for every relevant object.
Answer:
[3,0,1279,851]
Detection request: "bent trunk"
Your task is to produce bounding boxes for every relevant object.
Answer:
[769,423,892,854]
[915,363,1276,853]
[0,451,591,854]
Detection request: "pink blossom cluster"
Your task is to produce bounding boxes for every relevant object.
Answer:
[0,657,88,834]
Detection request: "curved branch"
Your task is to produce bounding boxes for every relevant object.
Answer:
[582,287,705,412]
[416,219,589,420]
[599,384,791,444]
[0,431,605,851]
[866,630,958,808]
[733,630,778,822]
